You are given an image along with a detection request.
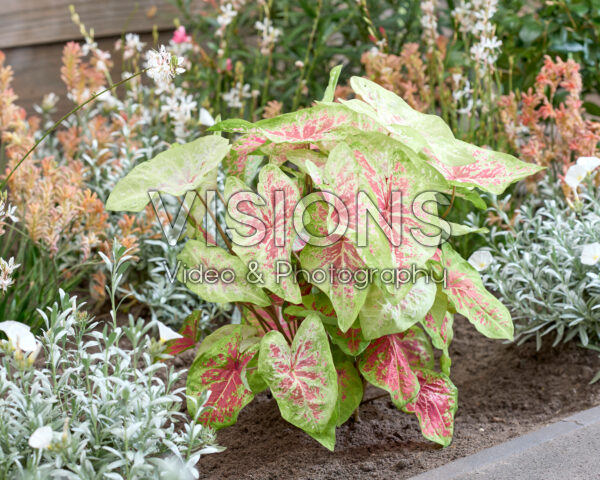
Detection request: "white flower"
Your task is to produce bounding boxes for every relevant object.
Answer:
[160,88,198,141]
[41,92,59,111]
[468,249,494,271]
[0,199,18,223]
[97,91,122,110]
[123,33,146,60]
[28,426,53,449]
[216,3,238,36]
[0,257,20,293]
[157,321,183,342]
[565,163,589,190]
[255,18,282,54]
[199,108,215,127]
[0,320,38,351]
[81,38,98,56]
[222,82,252,109]
[581,243,600,266]
[145,45,185,91]
[576,156,600,174]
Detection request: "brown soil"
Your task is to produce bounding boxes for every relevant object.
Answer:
[194,316,600,480]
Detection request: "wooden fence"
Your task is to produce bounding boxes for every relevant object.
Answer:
[1,0,202,114]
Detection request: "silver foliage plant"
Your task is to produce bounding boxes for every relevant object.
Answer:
[0,251,222,478]
[478,180,600,365]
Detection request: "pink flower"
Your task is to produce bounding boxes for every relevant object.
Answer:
[172,26,192,44]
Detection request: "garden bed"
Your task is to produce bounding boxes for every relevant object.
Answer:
[195,316,600,479]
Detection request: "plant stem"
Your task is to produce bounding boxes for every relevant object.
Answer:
[292,0,322,110]
[1,70,147,191]
[442,187,456,219]
[196,193,234,254]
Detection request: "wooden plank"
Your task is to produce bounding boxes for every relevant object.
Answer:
[3,32,171,116]
[0,0,204,49]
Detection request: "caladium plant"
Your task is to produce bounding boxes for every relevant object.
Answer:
[106,67,542,449]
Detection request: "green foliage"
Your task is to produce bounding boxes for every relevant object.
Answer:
[170,0,423,116]
[497,0,600,96]
[0,214,93,330]
[0,290,221,478]
[481,180,600,355]
[107,69,539,449]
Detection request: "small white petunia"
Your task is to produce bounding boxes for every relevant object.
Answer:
[28,426,53,449]
[576,156,600,174]
[157,321,183,342]
[468,249,494,271]
[199,108,215,127]
[565,164,589,190]
[581,242,600,266]
[0,320,38,352]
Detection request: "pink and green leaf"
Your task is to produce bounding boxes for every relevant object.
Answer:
[317,141,395,270]
[348,134,446,271]
[424,142,544,194]
[187,325,261,429]
[223,133,266,180]
[348,76,543,193]
[167,310,204,355]
[225,164,302,303]
[359,277,437,340]
[300,236,369,332]
[326,319,370,357]
[255,103,381,144]
[358,333,420,408]
[177,240,271,307]
[403,370,458,447]
[441,244,514,340]
[396,326,435,371]
[258,314,338,440]
[421,287,454,351]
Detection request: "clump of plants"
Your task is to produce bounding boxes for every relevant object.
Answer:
[0,247,221,478]
[107,69,540,449]
[480,174,600,376]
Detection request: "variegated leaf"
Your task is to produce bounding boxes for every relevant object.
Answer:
[167,310,203,355]
[258,314,338,439]
[326,320,370,357]
[187,325,261,429]
[348,134,447,271]
[423,141,544,194]
[314,141,395,270]
[300,235,369,332]
[223,133,266,180]
[403,370,458,447]
[359,277,437,340]
[332,348,363,426]
[177,240,271,307]
[441,244,514,340]
[225,164,302,304]
[348,76,543,192]
[421,287,454,351]
[255,103,380,144]
[358,333,420,408]
[397,326,435,371]
[106,135,229,211]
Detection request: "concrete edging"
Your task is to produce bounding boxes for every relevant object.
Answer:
[410,405,600,480]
